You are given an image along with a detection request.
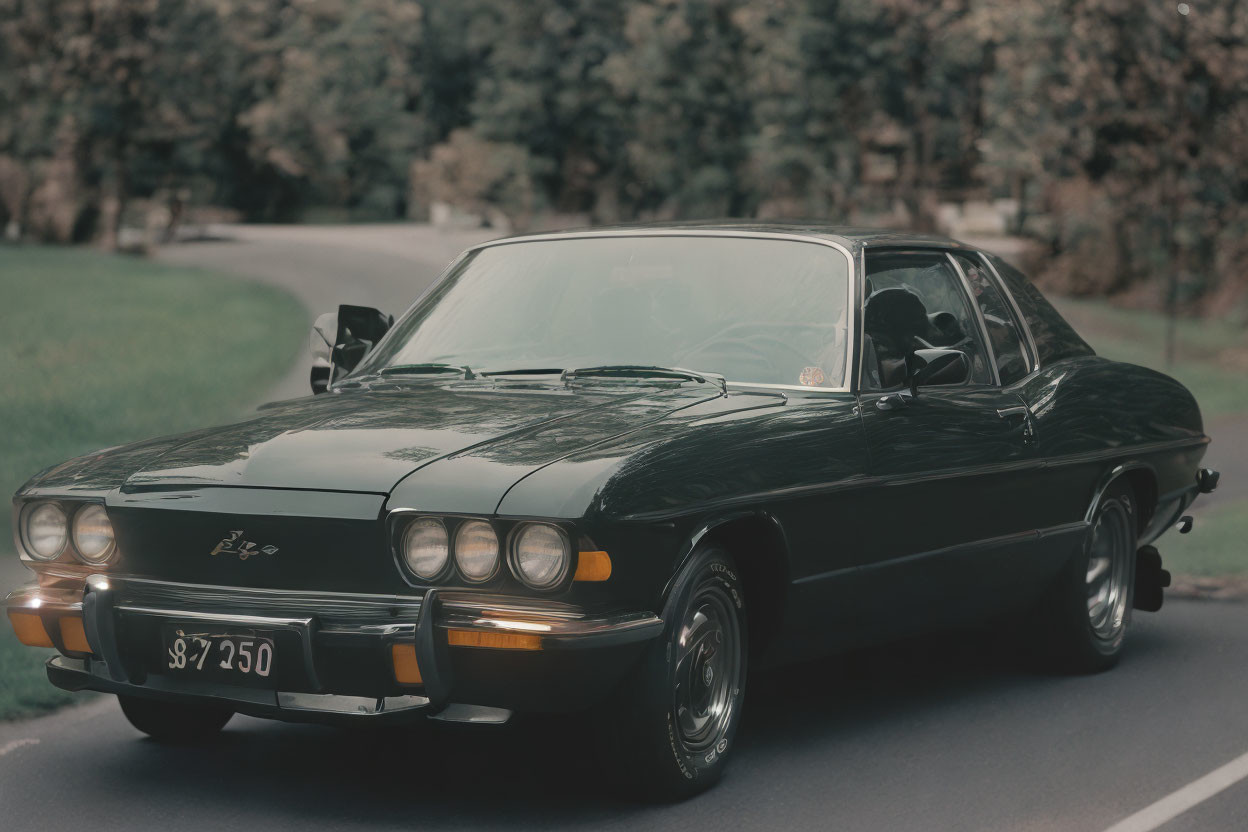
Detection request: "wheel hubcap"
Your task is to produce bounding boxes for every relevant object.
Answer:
[1086,501,1132,641]
[673,585,740,752]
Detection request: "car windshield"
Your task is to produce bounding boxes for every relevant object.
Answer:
[356,235,852,388]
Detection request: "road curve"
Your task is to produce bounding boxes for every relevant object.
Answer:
[155,223,496,402]
[1,225,1244,831]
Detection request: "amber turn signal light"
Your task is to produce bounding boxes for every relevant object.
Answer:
[447,629,542,651]
[573,550,612,582]
[59,616,92,653]
[7,611,54,648]
[391,643,423,684]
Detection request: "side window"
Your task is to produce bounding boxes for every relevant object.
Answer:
[981,252,1095,365]
[862,251,993,391]
[951,252,1032,385]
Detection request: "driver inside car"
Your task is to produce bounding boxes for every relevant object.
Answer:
[862,286,933,389]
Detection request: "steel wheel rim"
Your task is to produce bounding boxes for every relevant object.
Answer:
[673,583,741,752]
[1086,501,1132,641]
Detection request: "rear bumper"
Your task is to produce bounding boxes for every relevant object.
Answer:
[5,576,663,720]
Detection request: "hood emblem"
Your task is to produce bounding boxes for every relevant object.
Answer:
[210,530,279,560]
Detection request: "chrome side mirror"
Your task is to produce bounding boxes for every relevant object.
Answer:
[908,348,970,397]
[309,312,337,394]
[308,306,393,394]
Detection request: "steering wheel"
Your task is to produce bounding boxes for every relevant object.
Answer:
[678,325,831,381]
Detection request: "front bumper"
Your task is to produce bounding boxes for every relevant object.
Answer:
[4,576,663,721]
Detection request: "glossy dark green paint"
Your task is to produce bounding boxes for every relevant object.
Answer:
[14,225,1211,672]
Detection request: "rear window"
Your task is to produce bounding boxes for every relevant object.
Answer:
[981,253,1094,366]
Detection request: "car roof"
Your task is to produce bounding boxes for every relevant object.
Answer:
[479,219,976,254]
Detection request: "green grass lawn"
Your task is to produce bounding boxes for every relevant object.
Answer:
[1,245,305,719]
[0,628,79,720]
[1165,499,1248,578]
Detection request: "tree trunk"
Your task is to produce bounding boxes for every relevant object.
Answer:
[99,153,127,251]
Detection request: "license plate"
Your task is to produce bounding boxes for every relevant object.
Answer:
[161,626,276,687]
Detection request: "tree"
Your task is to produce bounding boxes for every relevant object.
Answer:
[983,0,1248,313]
[232,0,427,219]
[0,0,231,244]
[602,0,755,218]
[1,0,1246,315]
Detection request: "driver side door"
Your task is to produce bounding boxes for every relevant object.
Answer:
[836,249,1045,644]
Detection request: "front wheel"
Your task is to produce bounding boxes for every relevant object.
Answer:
[118,695,234,744]
[594,546,747,801]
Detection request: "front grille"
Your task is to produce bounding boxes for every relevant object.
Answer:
[109,502,401,594]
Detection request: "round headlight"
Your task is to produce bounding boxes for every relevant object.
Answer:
[402,517,449,580]
[454,520,500,582]
[511,523,570,589]
[72,504,116,564]
[23,502,68,561]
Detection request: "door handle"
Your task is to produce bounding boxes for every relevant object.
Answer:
[997,405,1035,445]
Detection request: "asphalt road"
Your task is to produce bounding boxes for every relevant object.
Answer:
[3,225,1246,830]
[2,601,1247,831]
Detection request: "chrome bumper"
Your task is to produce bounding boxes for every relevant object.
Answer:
[47,655,435,717]
[6,576,663,718]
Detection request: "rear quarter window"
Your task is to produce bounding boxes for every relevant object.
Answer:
[982,252,1094,366]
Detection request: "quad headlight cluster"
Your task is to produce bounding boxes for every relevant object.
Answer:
[19,500,117,565]
[397,516,572,590]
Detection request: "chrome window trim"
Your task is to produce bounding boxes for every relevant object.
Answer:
[855,245,869,393]
[976,250,1041,375]
[371,230,858,394]
[856,246,1001,392]
[944,250,1003,387]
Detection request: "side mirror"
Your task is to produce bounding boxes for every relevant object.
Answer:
[308,305,393,394]
[908,348,969,396]
[309,312,336,394]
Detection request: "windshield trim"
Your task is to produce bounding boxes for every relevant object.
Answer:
[350,230,858,394]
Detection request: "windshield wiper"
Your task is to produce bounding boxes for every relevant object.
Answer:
[377,363,476,379]
[365,363,726,391]
[478,367,565,377]
[562,365,726,392]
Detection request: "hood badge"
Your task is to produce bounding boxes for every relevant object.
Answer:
[211,531,279,560]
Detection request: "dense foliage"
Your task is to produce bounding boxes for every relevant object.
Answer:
[2,0,1246,309]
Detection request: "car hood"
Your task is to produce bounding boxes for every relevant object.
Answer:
[71,381,727,495]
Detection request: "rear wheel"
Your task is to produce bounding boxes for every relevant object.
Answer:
[1040,480,1137,672]
[594,546,747,801]
[118,695,233,743]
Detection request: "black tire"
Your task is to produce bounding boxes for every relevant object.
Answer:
[1039,480,1138,673]
[118,695,234,744]
[594,545,747,801]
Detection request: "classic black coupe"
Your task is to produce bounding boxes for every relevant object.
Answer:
[6,224,1219,798]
